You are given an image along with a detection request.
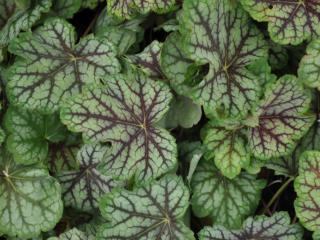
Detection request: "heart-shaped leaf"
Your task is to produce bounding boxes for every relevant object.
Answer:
[61,70,177,182]
[241,0,320,45]
[248,75,315,160]
[294,151,320,234]
[181,0,267,119]
[7,18,120,113]
[4,107,67,165]
[0,159,63,238]
[198,212,303,240]
[58,144,121,212]
[98,175,194,240]
[108,0,176,19]
[191,159,266,228]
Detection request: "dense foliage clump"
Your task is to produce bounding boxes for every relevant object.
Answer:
[0,0,320,239]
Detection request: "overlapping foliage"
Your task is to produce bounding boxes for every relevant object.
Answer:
[0,0,320,239]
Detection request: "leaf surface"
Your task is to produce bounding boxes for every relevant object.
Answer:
[248,75,314,160]
[198,212,303,240]
[98,175,194,240]
[7,18,120,113]
[191,159,266,228]
[241,0,320,45]
[58,144,120,211]
[61,71,177,181]
[0,160,63,238]
[108,0,176,19]
[4,107,67,165]
[181,0,267,119]
[0,0,52,47]
[294,151,320,233]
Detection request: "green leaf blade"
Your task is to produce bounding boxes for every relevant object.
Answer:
[61,71,177,181]
[181,0,267,119]
[98,175,194,240]
[248,75,315,160]
[191,159,266,228]
[7,18,120,113]
[0,163,63,238]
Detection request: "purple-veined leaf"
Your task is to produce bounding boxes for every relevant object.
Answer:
[108,0,176,19]
[61,70,177,182]
[180,0,267,119]
[294,151,320,235]
[98,175,194,240]
[202,121,249,179]
[58,144,121,212]
[247,75,315,160]
[6,18,120,113]
[0,157,63,238]
[198,212,303,240]
[191,159,265,228]
[241,0,320,45]
[128,40,164,79]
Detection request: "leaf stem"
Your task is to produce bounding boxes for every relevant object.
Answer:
[262,176,295,214]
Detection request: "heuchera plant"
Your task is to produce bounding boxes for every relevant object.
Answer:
[0,0,320,239]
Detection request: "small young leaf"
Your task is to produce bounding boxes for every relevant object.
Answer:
[0,0,52,47]
[7,18,120,113]
[198,212,303,240]
[61,70,177,182]
[191,159,266,228]
[241,0,320,45]
[128,41,164,79]
[160,95,202,129]
[181,0,267,119]
[294,151,320,234]
[0,159,63,238]
[4,107,67,165]
[58,144,121,212]
[98,175,194,240]
[94,6,144,54]
[108,0,176,19]
[248,75,314,160]
[298,39,320,89]
[202,122,249,179]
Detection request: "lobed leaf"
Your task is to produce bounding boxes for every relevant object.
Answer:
[7,18,120,113]
[0,0,52,47]
[241,0,320,45]
[248,75,315,160]
[61,70,177,182]
[191,159,266,228]
[198,212,303,240]
[294,151,320,234]
[298,39,320,89]
[98,175,194,240]
[202,122,249,179]
[58,144,120,212]
[181,0,267,119]
[108,0,176,19]
[0,159,63,238]
[4,107,67,165]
